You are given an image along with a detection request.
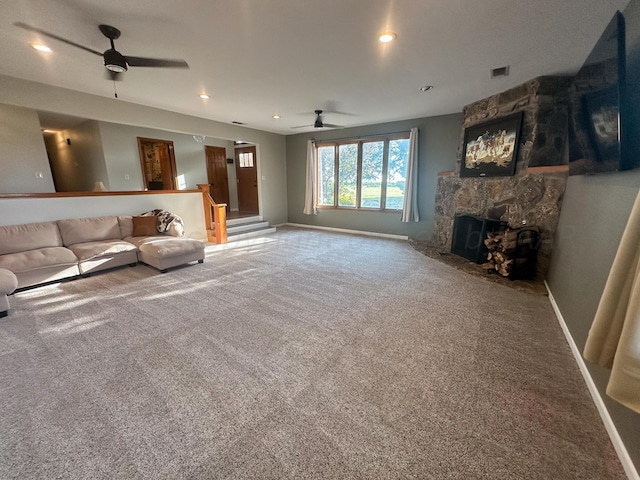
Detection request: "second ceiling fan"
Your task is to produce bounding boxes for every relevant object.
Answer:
[292,110,344,130]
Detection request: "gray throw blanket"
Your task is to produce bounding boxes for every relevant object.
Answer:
[141,209,185,235]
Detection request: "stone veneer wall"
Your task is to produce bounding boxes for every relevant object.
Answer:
[433,76,572,278]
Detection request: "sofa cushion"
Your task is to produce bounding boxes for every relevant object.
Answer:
[57,216,122,246]
[0,247,78,273]
[0,222,63,256]
[68,240,138,262]
[0,269,18,295]
[119,215,184,238]
[132,216,158,237]
[127,236,205,259]
[118,216,134,238]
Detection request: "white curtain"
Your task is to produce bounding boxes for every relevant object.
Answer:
[584,188,640,413]
[401,127,420,222]
[303,140,317,215]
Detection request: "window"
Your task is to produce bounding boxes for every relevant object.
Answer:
[238,152,254,168]
[316,133,410,211]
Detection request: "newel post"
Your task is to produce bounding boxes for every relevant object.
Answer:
[198,184,228,244]
[213,204,227,244]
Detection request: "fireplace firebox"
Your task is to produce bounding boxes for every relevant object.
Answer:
[451,214,507,264]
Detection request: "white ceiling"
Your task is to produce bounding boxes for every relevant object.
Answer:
[0,0,631,135]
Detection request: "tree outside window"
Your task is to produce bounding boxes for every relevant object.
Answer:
[316,133,409,211]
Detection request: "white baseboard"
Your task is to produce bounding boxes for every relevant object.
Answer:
[545,281,639,480]
[281,223,409,240]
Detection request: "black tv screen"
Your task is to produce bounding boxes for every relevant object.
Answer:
[568,11,638,175]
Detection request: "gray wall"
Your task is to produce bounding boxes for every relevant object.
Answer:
[546,170,640,470]
[0,104,55,193]
[286,113,462,238]
[545,0,640,471]
[0,75,288,226]
[98,122,236,203]
[45,120,108,192]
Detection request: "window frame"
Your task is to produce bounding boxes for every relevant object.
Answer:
[315,132,410,212]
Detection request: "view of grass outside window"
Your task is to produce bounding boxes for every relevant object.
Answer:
[316,134,410,211]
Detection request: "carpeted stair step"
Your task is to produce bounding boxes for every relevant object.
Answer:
[214,215,276,241]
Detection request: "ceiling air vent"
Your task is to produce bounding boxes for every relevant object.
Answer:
[231,121,245,125]
[491,66,510,78]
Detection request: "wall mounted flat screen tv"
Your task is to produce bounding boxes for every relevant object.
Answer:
[568,11,639,175]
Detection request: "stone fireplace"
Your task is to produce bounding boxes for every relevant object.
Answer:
[432,76,571,278]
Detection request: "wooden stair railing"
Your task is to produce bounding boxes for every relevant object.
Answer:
[197,184,227,244]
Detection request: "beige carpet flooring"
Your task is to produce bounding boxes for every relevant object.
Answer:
[0,226,626,479]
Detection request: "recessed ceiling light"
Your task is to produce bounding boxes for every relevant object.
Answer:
[272,115,281,119]
[420,85,434,92]
[379,32,396,43]
[31,43,51,53]
[199,93,210,99]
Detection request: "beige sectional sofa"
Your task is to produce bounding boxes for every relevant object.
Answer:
[0,215,205,291]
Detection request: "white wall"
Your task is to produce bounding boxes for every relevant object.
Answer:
[0,104,55,193]
[0,75,288,225]
[0,192,206,240]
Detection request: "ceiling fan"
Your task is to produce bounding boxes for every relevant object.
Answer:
[292,110,344,129]
[15,22,189,80]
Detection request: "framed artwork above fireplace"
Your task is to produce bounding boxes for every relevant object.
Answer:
[460,112,523,177]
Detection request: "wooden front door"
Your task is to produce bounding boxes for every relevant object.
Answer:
[235,146,259,213]
[205,146,230,209]
[137,137,177,190]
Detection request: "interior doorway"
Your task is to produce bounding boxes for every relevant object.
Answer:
[137,137,177,190]
[235,145,259,213]
[205,145,230,210]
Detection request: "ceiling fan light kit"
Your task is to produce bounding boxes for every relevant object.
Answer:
[103,49,127,72]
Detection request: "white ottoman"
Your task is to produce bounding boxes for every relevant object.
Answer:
[0,269,18,318]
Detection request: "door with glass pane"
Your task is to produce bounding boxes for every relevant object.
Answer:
[235,146,259,213]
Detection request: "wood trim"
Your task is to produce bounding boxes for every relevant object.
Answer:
[315,131,410,147]
[137,137,178,190]
[528,165,569,173]
[198,183,228,244]
[0,190,200,199]
[436,166,569,177]
[315,205,402,213]
[212,204,228,244]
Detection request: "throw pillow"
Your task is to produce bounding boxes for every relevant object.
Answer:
[132,215,158,237]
